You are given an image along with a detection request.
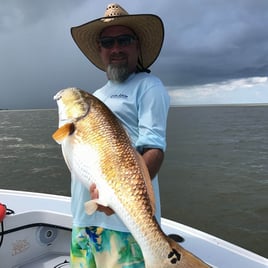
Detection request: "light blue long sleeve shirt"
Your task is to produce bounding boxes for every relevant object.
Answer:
[71,72,170,232]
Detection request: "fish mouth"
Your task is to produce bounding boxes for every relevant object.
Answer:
[54,90,63,101]
[54,89,71,126]
[54,94,61,101]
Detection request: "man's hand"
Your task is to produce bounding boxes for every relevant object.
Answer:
[89,183,115,216]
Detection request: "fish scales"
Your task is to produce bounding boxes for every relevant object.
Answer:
[79,103,153,218]
[88,103,153,215]
[53,87,211,268]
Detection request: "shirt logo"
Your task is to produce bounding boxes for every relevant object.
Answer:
[110,94,128,99]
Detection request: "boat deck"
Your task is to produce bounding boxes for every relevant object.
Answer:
[0,189,267,268]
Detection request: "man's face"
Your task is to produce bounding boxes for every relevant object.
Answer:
[98,25,140,82]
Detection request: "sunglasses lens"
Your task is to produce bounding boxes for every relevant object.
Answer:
[100,38,115,49]
[99,35,136,49]
[117,35,133,46]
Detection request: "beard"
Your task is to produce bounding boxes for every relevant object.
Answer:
[107,62,130,83]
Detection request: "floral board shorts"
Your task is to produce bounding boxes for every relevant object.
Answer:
[70,226,145,268]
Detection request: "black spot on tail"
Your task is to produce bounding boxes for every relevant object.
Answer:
[168,248,181,264]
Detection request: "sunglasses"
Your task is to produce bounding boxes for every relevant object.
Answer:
[99,34,137,49]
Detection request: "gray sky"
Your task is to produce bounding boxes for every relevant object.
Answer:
[1,0,268,109]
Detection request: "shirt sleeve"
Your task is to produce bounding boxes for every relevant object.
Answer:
[135,77,170,153]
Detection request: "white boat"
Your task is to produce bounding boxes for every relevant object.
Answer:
[0,189,267,268]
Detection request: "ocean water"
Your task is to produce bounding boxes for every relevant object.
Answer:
[0,106,267,257]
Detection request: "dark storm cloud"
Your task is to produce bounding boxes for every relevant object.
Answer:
[156,0,268,86]
[0,0,267,108]
[0,0,87,31]
[0,0,96,109]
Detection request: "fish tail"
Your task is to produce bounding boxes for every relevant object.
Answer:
[165,236,211,267]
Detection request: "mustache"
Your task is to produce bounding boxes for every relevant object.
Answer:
[109,52,127,60]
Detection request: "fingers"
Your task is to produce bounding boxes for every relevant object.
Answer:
[89,183,99,199]
[89,183,115,216]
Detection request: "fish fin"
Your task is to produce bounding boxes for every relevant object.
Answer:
[135,151,156,215]
[84,199,109,215]
[52,123,75,144]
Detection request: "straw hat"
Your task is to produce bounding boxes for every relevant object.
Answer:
[71,3,164,71]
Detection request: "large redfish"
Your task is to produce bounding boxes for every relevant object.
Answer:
[52,87,210,268]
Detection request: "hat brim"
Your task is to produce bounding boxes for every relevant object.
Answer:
[71,14,164,71]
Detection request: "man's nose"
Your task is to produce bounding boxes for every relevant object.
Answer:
[110,41,123,52]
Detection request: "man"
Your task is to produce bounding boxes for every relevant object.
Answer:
[70,3,170,267]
